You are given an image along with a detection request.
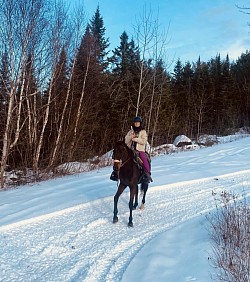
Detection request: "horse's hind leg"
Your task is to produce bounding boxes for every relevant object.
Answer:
[113,184,126,223]
[133,185,139,210]
[140,182,148,209]
[128,185,137,227]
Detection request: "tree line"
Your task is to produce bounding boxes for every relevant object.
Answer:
[0,0,249,187]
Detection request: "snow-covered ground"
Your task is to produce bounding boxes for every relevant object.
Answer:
[1,135,250,282]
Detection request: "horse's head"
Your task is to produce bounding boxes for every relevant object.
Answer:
[112,141,129,170]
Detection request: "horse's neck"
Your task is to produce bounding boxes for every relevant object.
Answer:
[122,148,130,162]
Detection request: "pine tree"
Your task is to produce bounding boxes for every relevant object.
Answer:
[70,19,109,158]
[44,47,68,163]
[220,54,239,131]
[192,58,211,137]
[207,54,224,133]
[111,31,140,78]
[170,59,189,134]
[89,5,110,70]
[104,31,142,145]
[231,51,250,127]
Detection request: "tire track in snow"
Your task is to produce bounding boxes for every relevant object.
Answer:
[0,170,250,282]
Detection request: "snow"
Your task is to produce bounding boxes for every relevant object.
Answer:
[1,135,250,281]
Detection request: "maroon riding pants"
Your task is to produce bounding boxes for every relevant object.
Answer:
[139,151,150,173]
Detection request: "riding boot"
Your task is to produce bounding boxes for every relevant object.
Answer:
[110,167,119,181]
[144,171,153,183]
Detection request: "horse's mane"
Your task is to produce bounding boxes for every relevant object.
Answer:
[115,140,126,146]
[115,140,133,157]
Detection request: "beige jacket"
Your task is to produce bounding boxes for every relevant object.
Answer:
[125,128,148,152]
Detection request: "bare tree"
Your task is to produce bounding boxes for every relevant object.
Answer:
[133,5,171,148]
[46,3,86,168]
[133,5,156,116]
[33,0,71,172]
[0,0,50,187]
[0,0,78,186]
[146,16,170,142]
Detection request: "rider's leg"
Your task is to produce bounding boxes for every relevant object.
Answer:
[139,151,150,172]
[139,151,152,182]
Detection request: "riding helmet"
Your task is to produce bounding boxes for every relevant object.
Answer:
[132,116,142,123]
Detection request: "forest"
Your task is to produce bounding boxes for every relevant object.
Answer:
[0,0,250,188]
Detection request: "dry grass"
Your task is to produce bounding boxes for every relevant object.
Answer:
[207,191,250,282]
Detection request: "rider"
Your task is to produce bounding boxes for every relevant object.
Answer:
[110,116,152,182]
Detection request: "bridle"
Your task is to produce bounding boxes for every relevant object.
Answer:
[113,156,130,168]
[113,143,131,178]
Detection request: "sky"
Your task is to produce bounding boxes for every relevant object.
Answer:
[1,133,250,281]
[69,0,250,69]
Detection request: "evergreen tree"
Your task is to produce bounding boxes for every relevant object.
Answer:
[107,31,142,138]
[170,59,190,135]
[45,47,68,161]
[70,16,110,157]
[111,31,140,78]
[208,54,223,133]
[231,51,250,127]
[149,59,172,145]
[89,5,110,70]
[220,54,239,130]
[192,58,211,136]
[182,61,195,136]
[171,59,183,82]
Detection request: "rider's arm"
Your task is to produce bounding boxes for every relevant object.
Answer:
[125,129,134,145]
[132,130,147,145]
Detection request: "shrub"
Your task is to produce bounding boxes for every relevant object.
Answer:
[207,191,250,282]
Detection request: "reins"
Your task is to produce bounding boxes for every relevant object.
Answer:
[113,155,130,168]
[120,156,131,167]
[113,143,132,168]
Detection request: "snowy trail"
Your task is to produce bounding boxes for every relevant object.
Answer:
[1,170,250,282]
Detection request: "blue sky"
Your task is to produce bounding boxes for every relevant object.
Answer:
[70,0,250,66]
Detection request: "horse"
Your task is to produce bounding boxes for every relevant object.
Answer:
[112,140,149,227]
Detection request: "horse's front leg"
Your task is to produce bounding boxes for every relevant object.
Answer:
[133,184,139,210]
[128,185,137,227]
[113,183,126,223]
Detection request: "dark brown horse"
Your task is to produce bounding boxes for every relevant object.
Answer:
[112,140,149,227]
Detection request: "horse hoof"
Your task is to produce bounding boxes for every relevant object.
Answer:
[128,222,133,227]
[140,203,145,210]
[133,206,137,210]
[113,217,118,223]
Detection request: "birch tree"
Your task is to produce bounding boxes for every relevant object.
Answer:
[0,0,48,187]
[133,5,171,148]
[134,6,155,116]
